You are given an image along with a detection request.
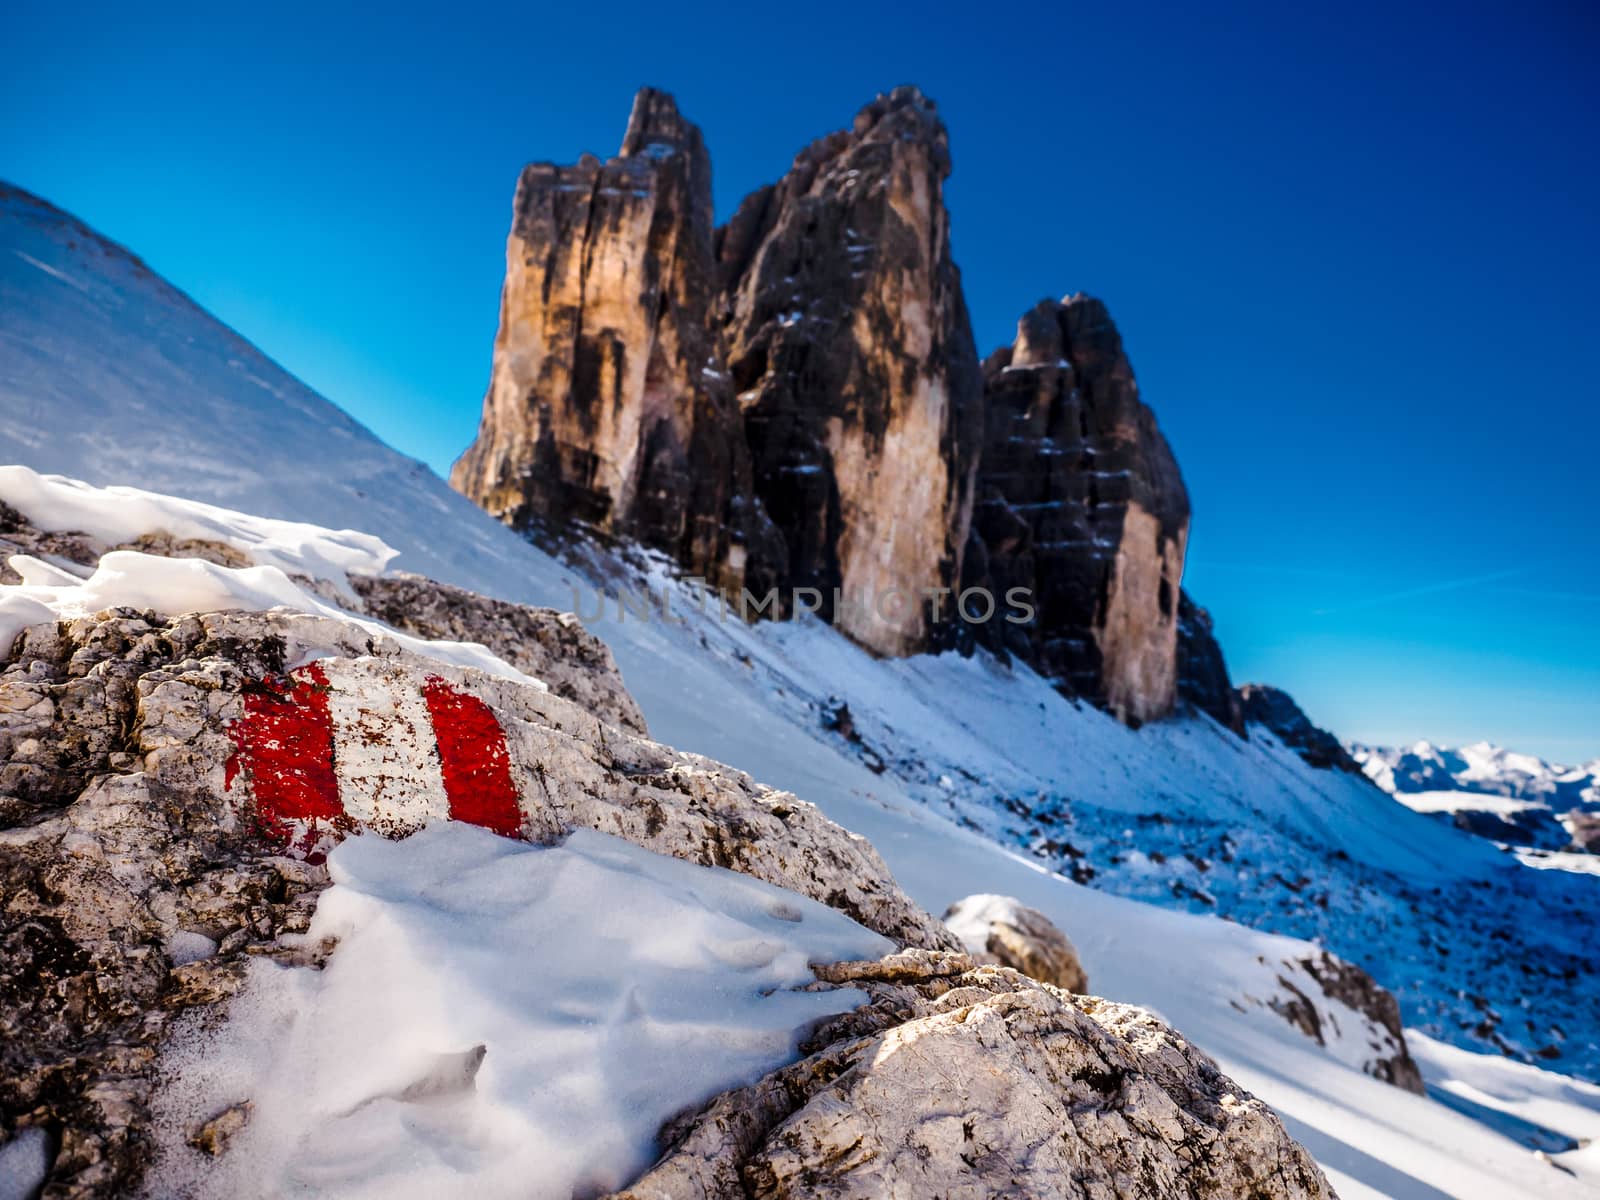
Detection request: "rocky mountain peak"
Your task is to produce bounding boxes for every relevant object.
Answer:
[714,84,981,657]
[455,88,1223,725]
[850,83,949,157]
[450,89,781,597]
[619,86,698,150]
[616,88,715,211]
[970,293,1190,724]
[1008,298,1070,367]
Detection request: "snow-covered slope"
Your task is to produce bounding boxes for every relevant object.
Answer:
[5,183,1599,1198]
[0,183,550,603]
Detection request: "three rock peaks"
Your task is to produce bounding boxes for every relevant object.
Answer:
[452,86,1210,726]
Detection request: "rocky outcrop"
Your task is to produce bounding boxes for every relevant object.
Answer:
[1450,805,1573,850]
[454,86,984,658]
[942,893,1088,992]
[715,87,983,656]
[449,86,1234,729]
[0,605,955,1196]
[969,296,1190,723]
[1265,952,1425,1095]
[449,88,781,596]
[1239,684,1361,773]
[1176,589,1246,735]
[1565,810,1600,854]
[608,950,1333,1200]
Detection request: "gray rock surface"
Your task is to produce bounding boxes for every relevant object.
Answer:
[609,950,1334,1200]
[0,606,952,1196]
[1,502,649,736]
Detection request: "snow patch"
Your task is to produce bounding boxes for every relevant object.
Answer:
[0,1126,52,1200]
[0,546,539,688]
[0,465,396,590]
[147,824,889,1200]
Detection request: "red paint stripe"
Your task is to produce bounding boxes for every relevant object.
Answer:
[422,676,522,838]
[226,662,343,856]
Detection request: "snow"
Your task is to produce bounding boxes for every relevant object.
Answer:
[1412,1032,1600,1168]
[0,465,396,592]
[0,547,540,688]
[1516,847,1600,876]
[9,183,1600,1199]
[0,1127,52,1200]
[148,823,889,1200]
[1396,789,1547,816]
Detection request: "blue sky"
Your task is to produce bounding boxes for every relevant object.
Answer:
[5,1,1597,760]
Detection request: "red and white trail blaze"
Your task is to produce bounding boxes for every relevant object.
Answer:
[225,658,523,857]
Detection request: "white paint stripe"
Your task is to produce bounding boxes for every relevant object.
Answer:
[320,657,450,837]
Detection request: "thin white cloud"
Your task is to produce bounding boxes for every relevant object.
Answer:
[1312,565,1531,617]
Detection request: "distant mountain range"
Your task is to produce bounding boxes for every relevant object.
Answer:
[1351,740,1600,853]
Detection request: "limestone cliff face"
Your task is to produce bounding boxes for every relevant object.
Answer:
[454,87,1208,726]
[716,86,983,657]
[450,89,779,594]
[971,296,1190,724]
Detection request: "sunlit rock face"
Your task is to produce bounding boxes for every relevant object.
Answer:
[453,87,1200,724]
[450,89,781,596]
[715,86,984,657]
[970,296,1191,724]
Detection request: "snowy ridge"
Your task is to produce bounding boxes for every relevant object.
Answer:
[4,183,1599,1198]
[0,182,537,598]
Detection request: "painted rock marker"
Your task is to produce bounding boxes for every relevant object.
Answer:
[226,659,524,853]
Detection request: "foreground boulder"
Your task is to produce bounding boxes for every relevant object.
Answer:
[942,892,1089,993]
[0,606,953,1196]
[0,502,650,737]
[609,950,1334,1200]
